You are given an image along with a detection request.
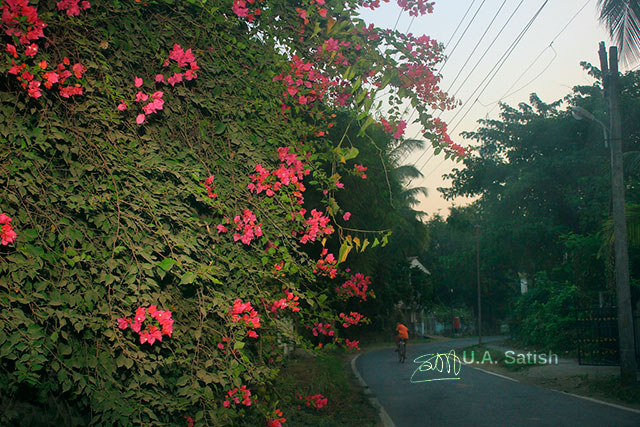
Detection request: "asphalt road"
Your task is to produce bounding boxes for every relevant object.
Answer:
[355,337,640,427]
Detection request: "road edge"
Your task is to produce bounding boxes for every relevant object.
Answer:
[350,353,397,427]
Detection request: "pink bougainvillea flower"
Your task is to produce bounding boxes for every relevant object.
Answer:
[5,44,17,58]
[139,330,150,345]
[217,342,225,350]
[335,181,344,189]
[134,76,143,87]
[24,43,38,57]
[217,224,228,233]
[318,8,327,17]
[247,330,258,338]
[27,80,42,99]
[117,101,127,111]
[136,114,146,125]
[117,317,131,330]
[72,63,86,79]
[135,91,149,102]
[155,74,165,83]
[0,214,17,246]
[131,320,142,333]
[343,212,351,221]
[59,85,83,97]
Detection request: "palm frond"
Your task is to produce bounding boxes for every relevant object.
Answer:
[392,164,424,182]
[598,0,640,66]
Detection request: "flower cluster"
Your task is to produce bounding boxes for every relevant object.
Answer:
[232,0,263,23]
[267,409,286,427]
[273,55,335,110]
[117,77,164,124]
[57,0,90,17]
[354,163,367,179]
[270,290,301,314]
[202,174,218,199]
[298,394,328,409]
[3,1,86,99]
[336,273,374,301]
[248,147,310,204]
[310,321,334,337]
[314,249,337,278]
[223,385,252,407]
[345,338,361,351]
[426,117,468,157]
[0,213,17,246]
[117,305,174,346]
[117,43,197,124]
[339,311,369,328]
[380,118,406,139]
[300,209,333,244]
[2,0,45,46]
[230,299,261,338]
[232,209,263,245]
[397,0,435,16]
[159,43,199,86]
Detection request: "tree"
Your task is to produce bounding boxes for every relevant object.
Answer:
[597,0,640,65]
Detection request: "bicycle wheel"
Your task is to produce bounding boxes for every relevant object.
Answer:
[398,341,405,363]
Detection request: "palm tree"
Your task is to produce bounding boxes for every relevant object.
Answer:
[597,0,640,66]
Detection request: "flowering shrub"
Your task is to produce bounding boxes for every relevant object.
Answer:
[336,273,374,301]
[0,0,456,424]
[230,299,261,338]
[117,305,174,345]
[345,338,361,351]
[339,311,369,328]
[0,213,17,245]
[314,249,338,278]
[298,393,328,409]
[232,209,263,245]
[270,290,301,314]
[267,409,286,427]
[223,385,253,407]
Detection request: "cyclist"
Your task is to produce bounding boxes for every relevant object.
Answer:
[395,322,409,351]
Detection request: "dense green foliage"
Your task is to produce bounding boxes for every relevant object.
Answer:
[0,0,454,425]
[430,69,640,343]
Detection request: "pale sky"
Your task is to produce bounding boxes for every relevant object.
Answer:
[359,0,621,218]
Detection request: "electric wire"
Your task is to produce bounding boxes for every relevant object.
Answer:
[446,0,550,134]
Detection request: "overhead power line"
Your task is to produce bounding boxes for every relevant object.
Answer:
[446,0,550,134]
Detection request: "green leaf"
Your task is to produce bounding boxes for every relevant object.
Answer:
[180,272,196,285]
[158,258,176,271]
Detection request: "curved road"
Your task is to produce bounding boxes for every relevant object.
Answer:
[355,337,640,427]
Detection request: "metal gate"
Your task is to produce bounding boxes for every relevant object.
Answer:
[576,307,619,366]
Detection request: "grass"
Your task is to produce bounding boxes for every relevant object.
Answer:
[270,348,380,427]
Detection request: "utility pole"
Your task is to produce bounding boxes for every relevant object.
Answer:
[599,41,637,382]
[476,225,482,345]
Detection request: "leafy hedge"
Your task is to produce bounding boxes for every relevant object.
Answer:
[0,0,456,425]
[510,272,578,352]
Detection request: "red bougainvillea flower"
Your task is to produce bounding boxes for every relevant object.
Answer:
[267,409,286,427]
[117,305,173,345]
[343,212,351,221]
[223,385,253,408]
[345,338,361,351]
[5,43,17,58]
[57,0,90,17]
[24,43,37,56]
[0,213,17,246]
[298,394,328,409]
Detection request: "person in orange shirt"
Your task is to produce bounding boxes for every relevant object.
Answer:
[395,322,409,347]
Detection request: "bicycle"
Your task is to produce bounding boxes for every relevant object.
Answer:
[397,338,407,363]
